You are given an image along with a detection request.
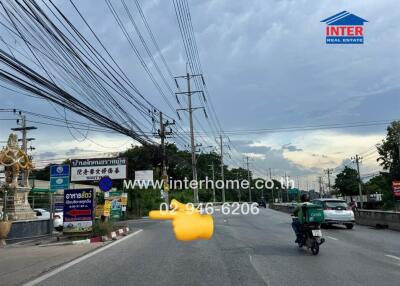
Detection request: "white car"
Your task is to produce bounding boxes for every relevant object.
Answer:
[312,199,355,229]
[34,209,63,231]
[53,212,63,231]
[34,208,50,219]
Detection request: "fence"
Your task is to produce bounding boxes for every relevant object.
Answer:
[355,209,400,231]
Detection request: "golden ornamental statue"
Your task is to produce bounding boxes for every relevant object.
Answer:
[0,133,36,220]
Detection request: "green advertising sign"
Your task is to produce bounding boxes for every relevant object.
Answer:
[106,191,122,219]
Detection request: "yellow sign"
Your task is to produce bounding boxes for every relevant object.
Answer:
[121,193,128,206]
[103,200,111,217]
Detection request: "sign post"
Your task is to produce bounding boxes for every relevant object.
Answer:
[50,165,70,234]
[63,188,94,233]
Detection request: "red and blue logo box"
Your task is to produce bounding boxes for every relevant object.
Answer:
[321,11,368,44]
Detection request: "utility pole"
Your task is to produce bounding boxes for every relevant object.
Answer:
[396,132,400,210]
[175,72,207,203]
[269,168,274,203]
[285,173,289,202]
[236,170,242,203]
[352,155,363,208]
[209,163,216,203]
[397,132,400,163]
[220,135,225,203]
[324,168,333,195]
[318,176,324,198]
[297,176,300,201]
[11,114,37,185]
[245,156,251,202]
[216,135,230,203]
[156,112,174,206]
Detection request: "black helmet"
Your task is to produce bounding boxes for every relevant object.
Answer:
[300,193,309,202]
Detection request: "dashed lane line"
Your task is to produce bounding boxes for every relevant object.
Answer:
[385,254,400,261]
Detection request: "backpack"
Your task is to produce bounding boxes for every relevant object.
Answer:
[298,203,325,224]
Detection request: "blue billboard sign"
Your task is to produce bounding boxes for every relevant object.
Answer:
[63,188,94,233]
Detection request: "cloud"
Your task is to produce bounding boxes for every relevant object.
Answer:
[282,143,303,152]
[66,147,91,156]
[36,151,57,159]
[0,0,396,183]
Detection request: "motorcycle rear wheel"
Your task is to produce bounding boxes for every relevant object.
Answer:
[310,240,319,255]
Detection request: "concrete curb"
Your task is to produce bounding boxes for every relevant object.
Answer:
[38,227,132,246]
[72,239,91,245]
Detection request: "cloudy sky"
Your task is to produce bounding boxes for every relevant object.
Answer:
[0,0,399,190]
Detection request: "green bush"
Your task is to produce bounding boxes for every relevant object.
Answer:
[92,220,114,237]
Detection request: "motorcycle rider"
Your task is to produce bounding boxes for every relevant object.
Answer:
[292,193,312,243]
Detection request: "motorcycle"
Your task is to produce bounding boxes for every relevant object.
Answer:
[293,217,325,255]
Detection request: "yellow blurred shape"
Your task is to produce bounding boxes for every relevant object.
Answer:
[149,199,214,241]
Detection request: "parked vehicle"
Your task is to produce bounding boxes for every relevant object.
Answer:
[312,199,355,229]
[34,208,63,231]
[53,212,63,231]
[34,208,50,219]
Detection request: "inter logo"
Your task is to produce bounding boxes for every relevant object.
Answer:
[321,11,368,44]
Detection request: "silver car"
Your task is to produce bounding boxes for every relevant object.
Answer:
[312,199,355,229]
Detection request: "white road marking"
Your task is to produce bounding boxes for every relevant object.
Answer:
[385,254,400,261]
[23,229,143,286]
[325,236,338,241]
[248,254,271,285]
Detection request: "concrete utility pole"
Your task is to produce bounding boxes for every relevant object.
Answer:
[216,135,230,203]
[245,156,251,202]
[236,171,242,203]
[318,176,324,198]
[269,168,274,203]
[285,173,289,202]
[352,155,363,208]
[209,163,216,203]
[325,168,333,195]
[296,176,300,201]
[157,112,174,206]
[175,72,206,203]
[11,114,37,184]
[220,135,225,203]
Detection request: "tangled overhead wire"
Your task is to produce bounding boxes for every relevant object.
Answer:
[0,0,160,145]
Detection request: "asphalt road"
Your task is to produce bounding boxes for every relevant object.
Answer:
[34,207,400,286]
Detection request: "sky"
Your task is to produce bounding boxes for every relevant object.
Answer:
[0,0,399,190]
